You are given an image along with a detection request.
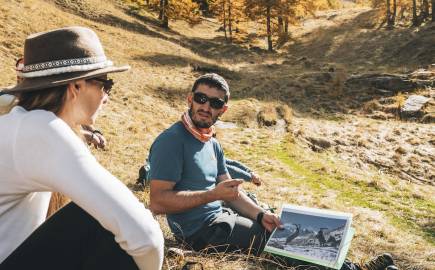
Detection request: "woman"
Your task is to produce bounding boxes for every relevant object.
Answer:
[0,27,164,270]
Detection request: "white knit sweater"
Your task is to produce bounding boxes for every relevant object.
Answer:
[0,106,164,270]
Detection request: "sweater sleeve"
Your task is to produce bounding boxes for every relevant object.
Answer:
[226,164,252,182]
[13,111,164,270]
[225,158,252,173]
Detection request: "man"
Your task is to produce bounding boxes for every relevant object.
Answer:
[148,73,398,270]
[148,73,281,254]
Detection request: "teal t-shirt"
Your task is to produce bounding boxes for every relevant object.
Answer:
[149,121,228,238]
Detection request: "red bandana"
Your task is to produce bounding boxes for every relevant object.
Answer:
[181,111,215,143]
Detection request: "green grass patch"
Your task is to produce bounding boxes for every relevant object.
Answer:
[272,139,435,245]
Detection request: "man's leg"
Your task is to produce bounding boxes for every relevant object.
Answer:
[185,211,269,255]
[0,202,138,270]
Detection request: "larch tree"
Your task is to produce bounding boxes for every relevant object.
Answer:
[210,0,245,43]
[412,0,419,25]
[421,0,430,20]
[244,0,281,51]
[386,0,397,27]
[148,0,201,28]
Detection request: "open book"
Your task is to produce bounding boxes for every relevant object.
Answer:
[264,204,354,270]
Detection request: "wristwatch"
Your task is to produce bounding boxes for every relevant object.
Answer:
[256,211,265,225]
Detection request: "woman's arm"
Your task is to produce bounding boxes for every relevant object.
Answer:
[14,112,164,270]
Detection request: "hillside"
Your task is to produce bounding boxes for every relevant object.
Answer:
[0,0,434,269]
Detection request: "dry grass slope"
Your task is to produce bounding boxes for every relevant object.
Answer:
[1,1,434,269]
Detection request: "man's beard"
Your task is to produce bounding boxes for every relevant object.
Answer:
[189,108,219,128]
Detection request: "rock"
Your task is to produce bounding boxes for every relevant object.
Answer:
[306,136,333,149]
[368,111,390,120]
[421,113,435,123]
[409,69,435,80]
[215,120,237,129]
[395,146,408,154]
[362,100,383,113]
[401,95,431,118]
[346,73,417,92]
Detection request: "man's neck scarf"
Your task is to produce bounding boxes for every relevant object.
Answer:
[181,111,215,143]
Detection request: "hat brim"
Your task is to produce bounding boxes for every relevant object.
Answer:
[1,65,130,94]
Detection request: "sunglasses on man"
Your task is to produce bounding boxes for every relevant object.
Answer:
[193,92,226,109]
[88,77,114,96]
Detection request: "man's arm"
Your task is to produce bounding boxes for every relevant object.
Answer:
[149,178,243,215]
[218,173,282,232]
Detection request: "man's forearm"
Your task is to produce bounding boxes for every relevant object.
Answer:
[151,189,216,215]
[225,191,262,220]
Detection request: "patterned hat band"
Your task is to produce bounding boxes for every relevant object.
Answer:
[17,56,113,78]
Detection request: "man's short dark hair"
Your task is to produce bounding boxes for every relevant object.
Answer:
[191,73,230,102]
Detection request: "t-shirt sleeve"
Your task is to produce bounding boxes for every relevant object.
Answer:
[215,141,228,177]
[13,111,164,270]
[148,131,183,183]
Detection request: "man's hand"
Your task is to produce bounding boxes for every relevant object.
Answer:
[261,212,283,232]
[251,172,262,186]
[82,130,107,149]
[211,179,243,201]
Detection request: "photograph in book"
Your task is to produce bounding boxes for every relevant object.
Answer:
[264,204,352,268]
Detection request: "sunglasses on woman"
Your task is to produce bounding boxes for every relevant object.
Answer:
[193,92,226,109]
[88,78,114,96]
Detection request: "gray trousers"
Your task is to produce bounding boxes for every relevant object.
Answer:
[183,208,270,255]
[182,209,361,270]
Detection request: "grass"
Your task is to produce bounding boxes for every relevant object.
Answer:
[1,0,434,269]
[220,128,434,269]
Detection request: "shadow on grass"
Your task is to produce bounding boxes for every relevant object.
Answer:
[285,9,435,70]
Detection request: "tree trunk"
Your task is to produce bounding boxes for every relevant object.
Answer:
[392,0,397,25]
[412,0,419,26]
[432,0,435,21]
[284,16,289,34]
[159,0,164,20]
[278,16,283,34]
[222,0,227,40]
[386,0,392,27]
[421,0,429,19]
[228,0,232,43]
[266,5,272,51]
[162,0,169,28]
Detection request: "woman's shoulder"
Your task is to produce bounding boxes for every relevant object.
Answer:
[15,106,57,121]
[14,107,77,142]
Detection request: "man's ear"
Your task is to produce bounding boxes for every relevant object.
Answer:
[187,93,193,106]
[219,104,228,116]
